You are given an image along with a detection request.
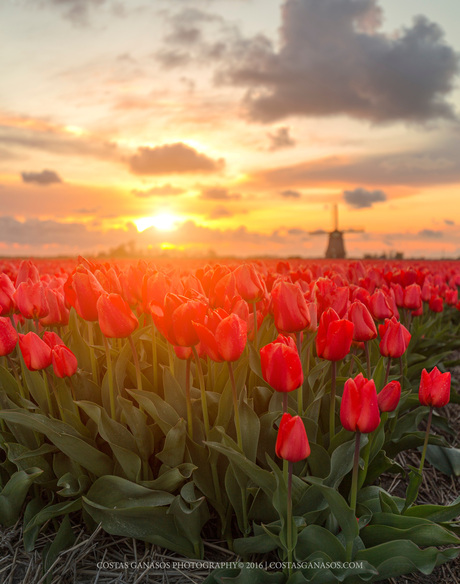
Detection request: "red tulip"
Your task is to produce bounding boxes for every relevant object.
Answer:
[340,374,380,433]
[172,299,207,347]
[378,317,411,358]
[42,331,66,349]
[72,268,104,322]
[403,284,422,310]
[377,380,401,412]
[419,367,450,408]
[316,308,354,361]
[260,337,303,392]
[18,332,52,371]
[0,274,16,316]
[39,288,69,326]
[52,345,78,378]
[97,293,138,338]
[275,412,310,462]
[348,301,377,342]
[271,281,310,333]
[15,260,40,286]
[0,316,18,356]
[368,290,394,320]
[215,313,247,361]
[234,264,266,303]
[13,280,49,320]
[429,296,443,313]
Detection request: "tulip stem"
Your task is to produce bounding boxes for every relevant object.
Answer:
[296,331,303,415]
[419,406,433,473]
[185,359,194,440]
[384,357,391,386]
[128,334,142,392]
[42,370,55,418]
[399,356,404,385]
[228,361,242,451]
[87,321,98,384]
[167,343,175,376]
[364,341,371,379]
[192,346,210,440]
[283,392,288,414]
[7,355,27,400]
[103,336,116,420]
[287,461,293,577]
[252,302,258,351]
[350,431,361,515]
[329,361,337,444]
[150,318,158,391]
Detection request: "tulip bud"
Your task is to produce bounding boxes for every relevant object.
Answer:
[52,345,78,378]
[403,284,422,310]
[234,264,266,303]
[42,331,66,349]
[97,293,138,338]
[260,339,303,392]
[18,332,52,371]
[348,301,377,342]
[340,374,380,433]
[215,313,247,362]
[271,281,310,333]
[316,308,354,361]
[428,296,443,313]
[0,274,16,316]
[368,290,394,320]
[419,367,450,408]
[0,316,18,356]
[275,413,311,462]
[377,380,401,412]
[378,317,411,358]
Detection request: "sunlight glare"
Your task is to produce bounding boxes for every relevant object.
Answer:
[135,213,179,232]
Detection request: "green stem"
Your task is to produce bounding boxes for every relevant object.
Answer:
[329,361,337,444]
[384,357,391,386]
[287,461,293,577]
[283,392,288,414]
[192,346,210,439]
[185,358,193,440]
[42,370,55,418]
[419,406,433,473]
[167,342,175,376]
[103,336,116,420]
[252,301,258,351]
[364,341,371,379]
[347,431,361,561]
[150,318,158,391]
[358,432,372,490]
[296,331,303,415]
[87,321,98,384]
[228,361,242,450]
[7,355,27,400]
[128,334,142,392]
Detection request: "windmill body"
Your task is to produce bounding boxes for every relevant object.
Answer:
[310,204,363,259]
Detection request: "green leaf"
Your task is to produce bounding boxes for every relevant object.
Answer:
[404,495,460,522]
[23,496,46,552]
[126,387,180,435]
[325,436,368,489]
[239,389,260,463]
[0,410,113,477]
[356,540,459,580]
[42,515,76,584]
[140,463,196,493]
[295,524,346,562]
[169,482,209,558]
[156,418,187,468]
[83,475,199,557]
[68,308,92,373]
[77,400,141,481]
[0,468,43,526]
[24,499,82,537]
[5,442,56,484]
[424,445,460,476]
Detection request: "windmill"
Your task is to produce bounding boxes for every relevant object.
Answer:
[309,204,363,259]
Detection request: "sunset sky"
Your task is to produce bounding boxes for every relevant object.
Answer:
[1,0,460,258]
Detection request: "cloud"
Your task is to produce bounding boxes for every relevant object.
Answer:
[251,147,460,188]
[132,184,185,197]
[267,127,296,151]
[200,187,241,200]
[208,206,233,219]
[280,189,301,199]
[128,143,224,175]
[220,0,459,124]
[418,229,443,238]
[38,0,121,26]
[344,187,387,208]
[21,169,63,186]
[445,219,455,226]
[156,49,192,69]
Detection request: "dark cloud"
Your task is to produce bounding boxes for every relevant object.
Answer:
[344,187,387,208]
[220,0,459,124]
[74,207,98,214]
[132,184,185,197]
[128,143,224,175]
[208,206,233,219]
[200,187,241,200]
[253,148,460,188]
[156,49,192,69]
[267,127,296,150]
[418,229,443,238]
[38,0,122,26]
[0,124,117,160]
[445,219,455,226]
[21,169,63,186]
[280,189,301,199]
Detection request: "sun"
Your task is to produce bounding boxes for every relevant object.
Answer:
[135,213,179,232]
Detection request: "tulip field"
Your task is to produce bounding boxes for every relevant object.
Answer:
[1,256,460,583]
